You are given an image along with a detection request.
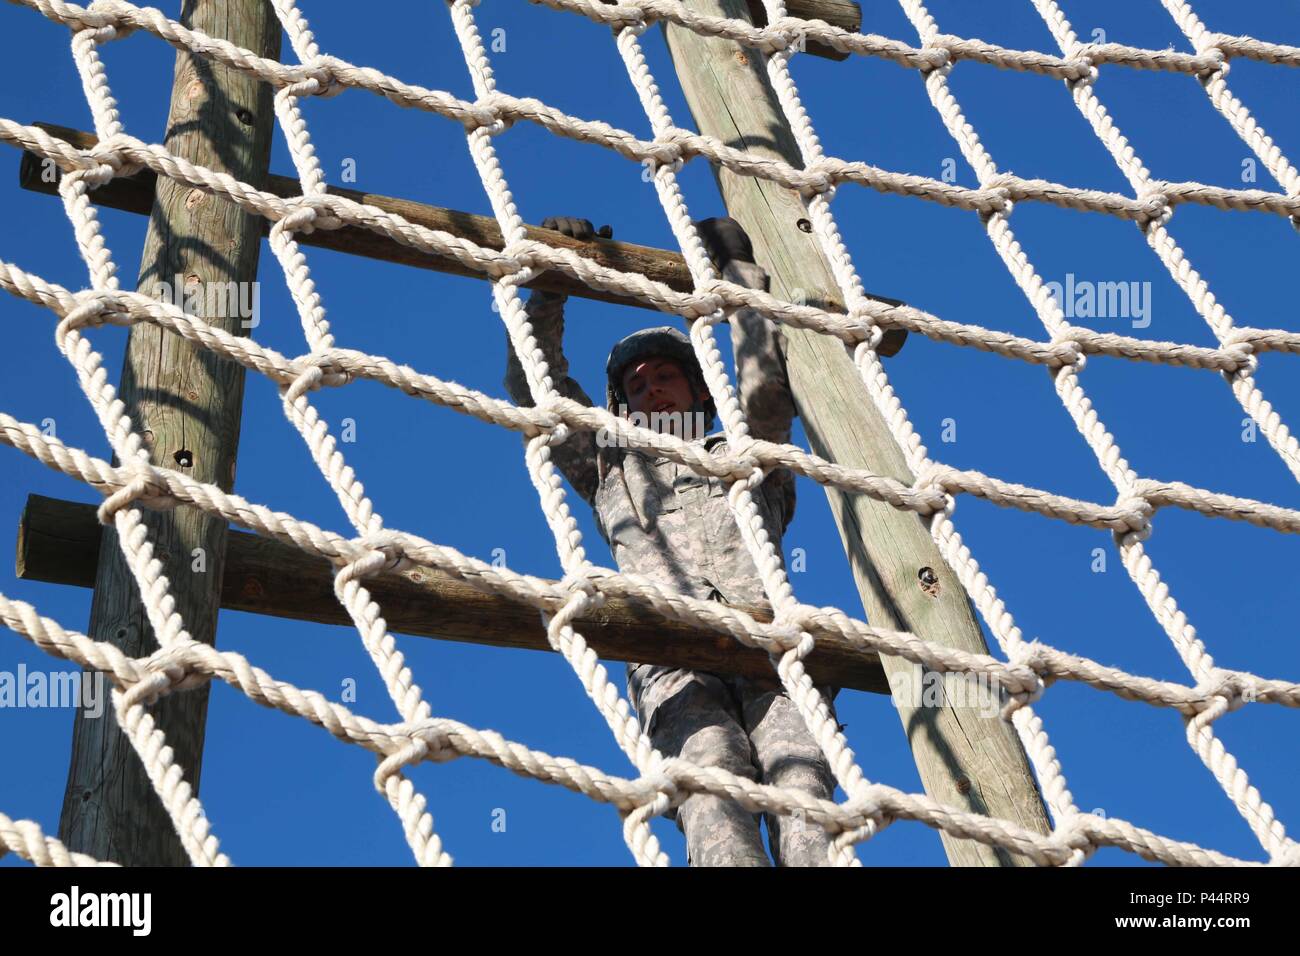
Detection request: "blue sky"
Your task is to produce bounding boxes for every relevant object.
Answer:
[2,0,1299,866]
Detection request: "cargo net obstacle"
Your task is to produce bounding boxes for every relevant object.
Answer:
[2,0,1299,867]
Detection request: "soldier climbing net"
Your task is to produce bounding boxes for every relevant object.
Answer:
[1,0,1299,867]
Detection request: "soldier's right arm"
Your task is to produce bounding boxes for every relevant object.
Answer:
[503,286,600,506]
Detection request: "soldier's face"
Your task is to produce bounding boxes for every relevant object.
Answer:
[621,357,703,431]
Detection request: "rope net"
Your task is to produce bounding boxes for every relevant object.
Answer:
[1,0,1298,867]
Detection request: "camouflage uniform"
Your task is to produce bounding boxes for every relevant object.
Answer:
[505,259,839,866]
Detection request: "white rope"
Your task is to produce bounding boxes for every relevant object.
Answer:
[1159,0,1299,223]
[0,0,1296,866]
[1025,0,1294,862]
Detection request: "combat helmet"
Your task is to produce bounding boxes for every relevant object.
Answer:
[605,325,717,429]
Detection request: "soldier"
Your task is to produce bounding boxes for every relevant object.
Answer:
[505,214,839,866]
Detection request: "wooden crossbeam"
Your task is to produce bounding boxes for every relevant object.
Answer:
[17,495,890,694]
[16,122,908,355]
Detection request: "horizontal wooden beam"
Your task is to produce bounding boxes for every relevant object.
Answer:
[746,0,861,61]
[16,123,907,356]
[19,123,684,308]
[17,494,889,694]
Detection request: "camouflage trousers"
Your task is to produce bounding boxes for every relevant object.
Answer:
[626,659,841,866]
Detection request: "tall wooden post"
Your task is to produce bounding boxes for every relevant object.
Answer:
[662,2,1053,864]
[57,1,280,865]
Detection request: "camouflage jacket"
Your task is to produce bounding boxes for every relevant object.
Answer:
[503,259,796,611]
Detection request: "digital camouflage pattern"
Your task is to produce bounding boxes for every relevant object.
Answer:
[504,258,840,866]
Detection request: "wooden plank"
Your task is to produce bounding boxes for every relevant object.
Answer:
[18,494,890,695]
[56,0,280,867]
[663,0,1052,865]
[16,122,905,355]
[19,123,687,308]
[745,0,861,61]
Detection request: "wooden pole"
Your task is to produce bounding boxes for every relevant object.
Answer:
[57,1,280,866]
[18,495,889,694]
[661,0,1052,865]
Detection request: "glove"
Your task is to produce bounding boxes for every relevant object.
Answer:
[693,216,754,270]
[541,215,613,242]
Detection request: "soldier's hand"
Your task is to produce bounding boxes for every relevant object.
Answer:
[693,216,755,270]
[541,215,613,242]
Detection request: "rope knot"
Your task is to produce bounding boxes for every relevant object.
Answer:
[559,564,607,612]
[337,532,407,587]
[651,128,692,168]
[997,660,1046,701]
[846,302,885,350]
[485,239,536,284]
[1050,337,1085,369]
[1218,334,1259,378]
[1135,181,1173,225]
[277,198,323,236]
[294,348,354,388]
[982,172,1018,215]
[912,460,952,495]
[142,640,209,694]
[82,22,123,46]
[374,736,432,795]
[1108,484,1153,545]
[603,6,649,32]
[543,419,573,448]
[1053,326,1089,372]
[288,194,343,232]
[117,669,176,711]
[1002,640,1049,715]
[468,91,516,135]
[97,471,174,525]
[299,55,345,98]
[1052,814,1102,858]
[64,160,117,192]
[1066,43,1101,86]
[767,16,813,56]
[638,754,680,803]
[1111,486,1155,534]
[1197,668,1256,713]
[284,361,326,403]
[798,157,836,198]
[684,279,727,323]
[87,133,139,178]
[771,607,818,655]
[840,789,885,827]
[915,38,952,74]
[1190,35,1229,75]
[725,447,764,483]
[60,293,125,335]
